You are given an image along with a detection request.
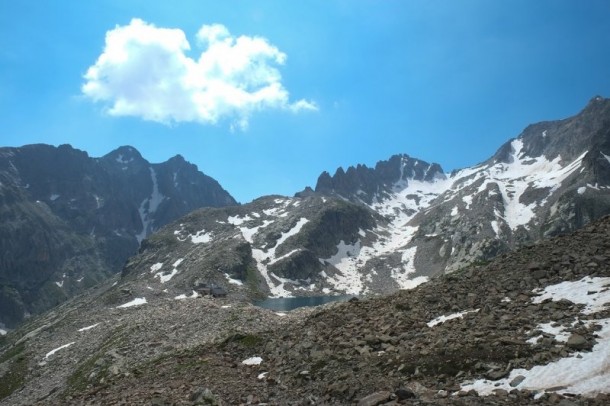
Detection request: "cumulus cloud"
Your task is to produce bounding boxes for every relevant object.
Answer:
[82,18,317,129]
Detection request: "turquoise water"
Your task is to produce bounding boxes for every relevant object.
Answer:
[254,295,354,311]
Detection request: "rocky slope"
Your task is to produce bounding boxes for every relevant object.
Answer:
[0,144,236,328]
[82,97,610,302]
[1,212,609,405]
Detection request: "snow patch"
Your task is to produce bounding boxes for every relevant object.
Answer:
[190,229,212,244]
[174,291,199,300]
[577,186,586,195]
[227,214,253,226]
[115,153,133,164]
[136,167,165,243]
[156,268,178,284]
[427,309,480,328]
[526,322,570,344]
[225,273,244,286]
[117,297,147,308]
[78,323,100,332]
[49,194,60,201]
[150,263,163,273]
[242,356,263,365]
[462,195,473,209]
[490,220,500,236]
[319,241,363,295]
[392,247,427,289]
[239,219,273,243]
[45,342,75,359]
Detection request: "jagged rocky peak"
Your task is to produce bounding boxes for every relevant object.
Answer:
[314,153,445,202]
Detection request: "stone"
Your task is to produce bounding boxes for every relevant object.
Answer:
[357,391,391,406]
[566,333,588,350]
[492,388,509,397]
[436,390,448,398]
[394,388,416,400]
[190,387,219,405]
[509,375,526,387]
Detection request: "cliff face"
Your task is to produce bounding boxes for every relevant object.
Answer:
[0,144,236,327]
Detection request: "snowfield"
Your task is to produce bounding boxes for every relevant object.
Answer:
[461,276,610,397]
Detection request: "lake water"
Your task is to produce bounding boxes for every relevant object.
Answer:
[254,295,354,311]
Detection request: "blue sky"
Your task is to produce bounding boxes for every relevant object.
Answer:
[2,1,610,203]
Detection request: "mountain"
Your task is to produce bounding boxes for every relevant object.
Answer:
[1,209,609,404]
[84,96,610,302]
[0,144,236,328]
[310,96,610,278]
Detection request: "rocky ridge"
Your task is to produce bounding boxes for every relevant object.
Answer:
[88,97,610,303]
[0,144,236,328]
[1,213,609,405]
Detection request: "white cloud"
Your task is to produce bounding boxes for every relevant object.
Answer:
[82,19,317,129]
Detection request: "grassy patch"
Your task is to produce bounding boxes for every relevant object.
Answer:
[0,342,25,364]
[220,333,263,349]
[245,264,266,299]
[0,343,28,400]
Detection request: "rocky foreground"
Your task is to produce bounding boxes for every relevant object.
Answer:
[2,216,610,405]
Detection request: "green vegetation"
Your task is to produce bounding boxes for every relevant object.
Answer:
[0,342,25,364]
[64,326,128,396]
[0,343,28,400]
[245,263,265,299]
[220,333,263,349]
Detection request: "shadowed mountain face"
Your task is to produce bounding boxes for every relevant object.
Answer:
[98,97,610,303]
[0,144,236,327]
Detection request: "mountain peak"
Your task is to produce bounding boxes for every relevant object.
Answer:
[103,145,145,165]
[0,143,237,328]
[313,153,444,203]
